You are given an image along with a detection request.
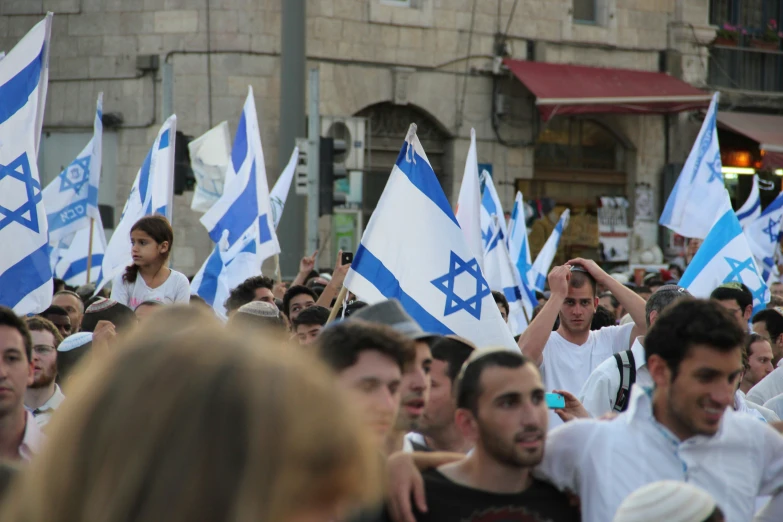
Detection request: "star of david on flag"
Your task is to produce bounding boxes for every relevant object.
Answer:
[660,92,725,239]
[679,191,769,314]
[59,156,91,194]
[0,14,54,314]
[745,191,783,282]
[344,124,517,350]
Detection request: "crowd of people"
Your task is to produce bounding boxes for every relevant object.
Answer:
[0,215,782,522]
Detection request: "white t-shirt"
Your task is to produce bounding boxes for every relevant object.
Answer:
[747,366,783,406]
[110,269,191,309]
[541,323,634,428]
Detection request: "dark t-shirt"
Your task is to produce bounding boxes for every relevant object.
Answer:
[413,468,580,522]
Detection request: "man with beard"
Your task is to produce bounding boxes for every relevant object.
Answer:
[411,350,579,522]
[24,317,65,428]
[518,259,647,428]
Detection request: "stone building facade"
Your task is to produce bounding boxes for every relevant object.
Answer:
[0,0,769,276]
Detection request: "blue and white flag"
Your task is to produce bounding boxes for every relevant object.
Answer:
[745,191,783,282]
[736,174,761,229]
[0,15,53,314]
[660,92,725,239]
[269,145,298,229]
[97,115,177,292]
[483,223,536,336]
[480,170,508,244]
[200,87,280,263]
[191,233,259,320]
[42,93,102,242]
[54,215,106,287]
[455,128,484,271]
[680,192,769,314]
[344,124,517,350]
[528,209,570,292]
[507,192,535,293]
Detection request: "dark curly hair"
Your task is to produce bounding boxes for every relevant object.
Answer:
[224,276,275,314]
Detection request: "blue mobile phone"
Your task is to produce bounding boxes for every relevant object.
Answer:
[545,392,566,409]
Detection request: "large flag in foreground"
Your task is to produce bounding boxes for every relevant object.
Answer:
[745,191,783,281]
[42,93,102,242]
[97,115,177,292]
[455,128,484,271]
[660,92,725,239]
[679,192,769,314]
[54,216,106,287]
[345,125,517,350]
[528,209,570,292]
[270,145,298,229]
[0,15,53,314]
[736,174,761,229]
[200,87,279,262]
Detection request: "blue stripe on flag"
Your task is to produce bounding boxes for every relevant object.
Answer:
[197,246,224,307]
[87,185,99,208]
[231,112,248,173]
[394,143,459,227]
[352,244,455,336]
[0,244,51,309]
[46,199,89,231]
[535,273,546,291]
[138,148,153,206]
[678,210,740,288]
[61,254,104,282]
[503,286,522,303]
[208,162,258,245]
[158,129,170,149]
[0,50,44,126]
[736,198,760,221]
[258,213,272,243]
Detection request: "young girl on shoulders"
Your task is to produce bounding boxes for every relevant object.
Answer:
[110,215,190,309]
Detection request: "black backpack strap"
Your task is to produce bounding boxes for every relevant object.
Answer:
[613,350,637,412]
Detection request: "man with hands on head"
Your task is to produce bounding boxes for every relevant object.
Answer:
[517,259,647,427]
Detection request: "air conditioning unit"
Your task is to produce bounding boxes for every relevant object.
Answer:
[321,116,366,171]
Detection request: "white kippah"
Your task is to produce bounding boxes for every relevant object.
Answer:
[237,301,279,318]
[58,332,93,353]
[613,481,716,522]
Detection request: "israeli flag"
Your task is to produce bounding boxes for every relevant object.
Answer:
[660,92,725,239]
[528,209,570,292]
[269,145,298,229]
[96,115,177,292]
[0,15,54,314]
[507,192,535,294]
[480,169,508,243]
[191,232,259,320]
[483,223,536,336]
[42,93,102,242]
[200,87,279,262]
[745,191,783,282]
[345,124,517,350]
[736,174,761,229]
[54,216,106,287]
[455,128,484,271]
[680,192,769,314]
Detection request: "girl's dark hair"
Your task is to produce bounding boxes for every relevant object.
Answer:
[123,215,174,284]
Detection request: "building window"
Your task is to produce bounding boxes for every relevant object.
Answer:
[710,0,779,29]
[535,118,624,171]
[381,0,412,6]
[573,0,597,24]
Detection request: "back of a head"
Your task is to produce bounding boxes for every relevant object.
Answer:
[456,349,531,414]
[591,306,616,330]
[316,319,414,374]
[41,305,69,321]
[228,301,286,334]
[81,299,136,333]
[56,333,93,390]
[752,308,783,341]
[645,285,693,327]
[645,299,746,373]
[430,336,476,383]
[2,320,379,522]
[710,282,752,312]
[613,480,720,522]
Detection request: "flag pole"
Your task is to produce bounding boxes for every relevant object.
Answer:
[85,218,95,285]
[274,253,282,285]
[326,286,349,324]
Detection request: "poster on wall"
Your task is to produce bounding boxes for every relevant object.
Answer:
[598,197,630,262]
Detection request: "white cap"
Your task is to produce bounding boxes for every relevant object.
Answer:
[58,332,93,353]
[613,481,717,522]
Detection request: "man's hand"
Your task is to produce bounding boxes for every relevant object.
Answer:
[547,265,571,299]
[387,452,427,522]
[553,389,590,423]
[298,250,317,276]
[331,250,351,288]
[92,320,116,356]
[566,258,609,285]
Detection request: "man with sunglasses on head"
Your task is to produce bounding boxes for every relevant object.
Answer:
[517,259,647,428]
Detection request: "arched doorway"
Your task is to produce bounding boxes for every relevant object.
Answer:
[521,117,630,263]
[355,102,450,217]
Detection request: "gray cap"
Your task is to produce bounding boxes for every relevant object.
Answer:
[351,299,437,341]
[237,301,280,318]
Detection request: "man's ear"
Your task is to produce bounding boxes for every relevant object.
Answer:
[454,408,479,442]
[743,305,753,323]
[647,354,672,389]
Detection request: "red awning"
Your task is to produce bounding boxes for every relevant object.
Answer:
[716,112,783,170]
[503,59,712,121]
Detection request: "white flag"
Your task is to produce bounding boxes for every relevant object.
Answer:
[455,128,484,271]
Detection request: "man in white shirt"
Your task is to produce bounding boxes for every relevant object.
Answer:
[748,365,783,406]
[711,282,753,332]
[24,317,66,428]
[741,334,775,395]
[578,285,692,418]
[751,308,783,367]
[539,299,783,522]
[517,258,647,427]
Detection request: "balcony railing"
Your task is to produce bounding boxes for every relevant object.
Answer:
[708,44,783,92]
